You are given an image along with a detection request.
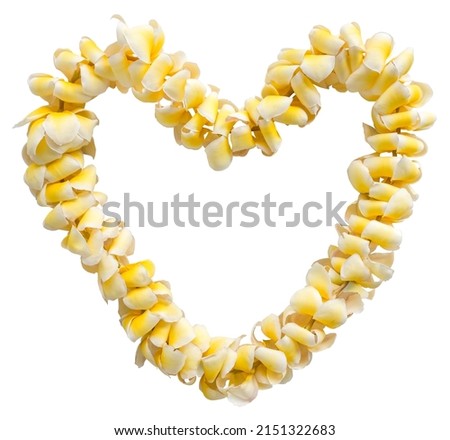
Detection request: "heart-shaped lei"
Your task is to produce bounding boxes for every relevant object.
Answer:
[17,16,434,405]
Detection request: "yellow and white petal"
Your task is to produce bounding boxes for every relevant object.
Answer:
[227,374,259,406]
[98,253,119,282]
[274,105,308,127]
[108,229,135,256]
[340,253,371,282]
[309,25,344,55]
[168,317,196,348]
[205,136,232,171]
[364,32,393,73]
[202,348,227,383]
[281,323,316,347]
[28,74,56,101]
[142,53,173,92]
[257,96,292,120]
[121,263,152,288]
[192,325,210,353]
[199,375,226,400]
[122,310,160,342]
[78,207,105,231]
[149,320,171,347]
[260,314,281,341]
[124,286,158,310]
[80,64,110,96]
[149,20,165,59]
[45,152,83,183]
[101,272,127,300]
[275,336,301,368]
[340,22,364,49]
[374,81,410,115]
[266,63,299,90]
[178,343,202,382]
[43,112,80,147]
[197,92,219,123]
[79,37,104,63]
[230,125,256,152]
[300,54,335,83]
[313,298,347,328]
[160,344,187,375]
[235,345,256,373]
[70,165,97,191]
[24,164,46,191]
[213,104,237,136]
[383,188,413,220]
[290,286,323,315]
[254,347,287,374]
[306,262,333,299]
[151,302,183,322]
[361,220,402,250]
[53,80,93,103]
[162,69,190,102]
[53,49,83,80]
[123,25,154,64]
[338,233,371,257]
[61,192,96,222]
[291,71,321,115]
[258,119,282,153]
[184,79,207,109]
[43,204,69,230]
[45,181,76,204]
[155,104,187,127]
[392,156,421,183]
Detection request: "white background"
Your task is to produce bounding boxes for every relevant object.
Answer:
[1,0,448,439]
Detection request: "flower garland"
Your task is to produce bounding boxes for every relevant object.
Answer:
[17,17,434,405]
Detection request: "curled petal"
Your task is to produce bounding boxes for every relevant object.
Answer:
[43,112,80,147]
[260,314,282,341]
[300,54,335,83]
[168,317,196,348]
[122,310,160,342]
[291,71,321,115]
[290,286,323,315]
[160,344,186,375]
[124,25,154,63]
[101,272,127,300]
[142,53,173,92]
[306,262,333,299]
[123,286,157,310]
[309,25,344,55]
[205,136,232,171]
[313,299,347,328]
[340,253,371,282]
[254,347,287,374]
[282,323,317,347]
[257,96,292,120]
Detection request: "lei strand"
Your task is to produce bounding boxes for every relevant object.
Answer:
[17,17,434,405]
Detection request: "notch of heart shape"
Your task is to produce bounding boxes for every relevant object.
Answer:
[16,16,434,405]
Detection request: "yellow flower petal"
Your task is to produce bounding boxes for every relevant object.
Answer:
[290,286,323,315]
[340,253,371,282]
[205,136,232,171]
[313,299,347,328]
[160,344,186,375]
[306,262,333,299]
[254,347,287,374]
[300,54,335,83]
[260,314,281,341]
[123,286,157,310]
[123,25,154,64]
[168,317,195,348]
